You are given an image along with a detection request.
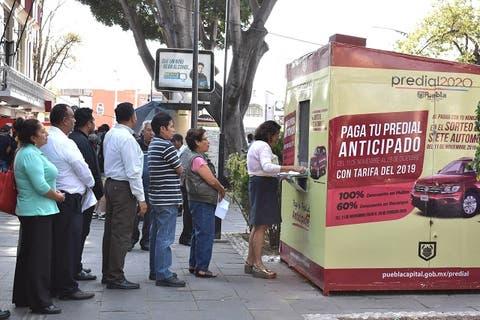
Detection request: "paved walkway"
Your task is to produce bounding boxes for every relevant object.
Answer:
[1,205,480,320]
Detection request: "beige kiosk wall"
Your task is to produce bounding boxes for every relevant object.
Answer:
[281,68,330,267]
[326,66,480,268]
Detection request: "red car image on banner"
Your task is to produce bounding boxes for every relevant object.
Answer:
[327,110,429,226]
[411,157,480,218]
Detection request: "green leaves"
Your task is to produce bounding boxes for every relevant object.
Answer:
[396,0,480,64]
[473,101,480,179]
[226,152,250,221]
[77,0,253,48]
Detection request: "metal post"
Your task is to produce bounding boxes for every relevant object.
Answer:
[191,0,200,128]
[217,0,230,184]
[215,0,230,239]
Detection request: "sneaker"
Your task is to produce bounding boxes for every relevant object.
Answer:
[98,212,106,220]
[156,276,186,287]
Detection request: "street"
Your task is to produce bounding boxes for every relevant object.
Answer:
[1,207,480,320]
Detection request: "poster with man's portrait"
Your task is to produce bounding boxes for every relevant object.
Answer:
[155,48,214,92]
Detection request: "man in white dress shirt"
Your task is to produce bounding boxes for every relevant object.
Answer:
[102,102,147,289]
[41,104,95,300]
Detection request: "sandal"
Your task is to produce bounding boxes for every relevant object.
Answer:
[195,270,217,278]
[252,265,276,279]
[188,267,195,274]
[244,263,253,274]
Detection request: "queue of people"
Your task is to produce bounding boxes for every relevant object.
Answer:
[2,101,298,318]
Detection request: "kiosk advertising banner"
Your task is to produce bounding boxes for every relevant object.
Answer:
[327,111,428,226]
[280,40,480,294]
[283,111,296,166]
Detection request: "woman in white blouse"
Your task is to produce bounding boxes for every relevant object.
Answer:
[246,121,305,279]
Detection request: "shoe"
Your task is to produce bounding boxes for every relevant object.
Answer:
[59,290,95,300]
[140,245,149,251]
[188,267,195,274]
[244,263,253,274]
[98,213,106,220]
[149,272,177,281]
[156,276,186,287]
[195,270,217,278]
[82,268,92,273]
[75,270,97,281]
[31,305,61,315]
[106,279,140,290]
[0,309,10,319]
[179,239,191,246]
[251,265,276,279]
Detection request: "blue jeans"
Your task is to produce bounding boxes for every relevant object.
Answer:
[189,201,216,272]
[149,205,178,280]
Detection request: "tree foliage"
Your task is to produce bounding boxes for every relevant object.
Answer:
[34,0,81,86]
[77,0,251,50]
[396,0,480,64]
[78,0,277,159]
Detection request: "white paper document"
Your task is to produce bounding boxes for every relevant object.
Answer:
[81,188,97,212]
[215,199,230,220]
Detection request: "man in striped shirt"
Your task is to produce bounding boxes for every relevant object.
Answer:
[148,112,186,287]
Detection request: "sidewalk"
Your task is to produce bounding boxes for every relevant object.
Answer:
[1,206,480,320]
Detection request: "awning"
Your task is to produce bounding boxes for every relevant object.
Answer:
[0,65,55,113]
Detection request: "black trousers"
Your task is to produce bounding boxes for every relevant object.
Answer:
[13,215,53,309]
[102,179,137,282]
[132,208,150,247]
[76,205,94,273]
[52,192,82,296]
[179,185,192,243]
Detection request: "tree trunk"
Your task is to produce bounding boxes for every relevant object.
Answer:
[119,0,274,163]
[224,107,247,153]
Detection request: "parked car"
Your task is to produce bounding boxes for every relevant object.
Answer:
[411,157,480,218]
[310,146,327,180]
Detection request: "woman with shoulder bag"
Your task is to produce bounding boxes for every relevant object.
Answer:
[246,121,306,279]
[12,118,65,314]
[185,128,225,278]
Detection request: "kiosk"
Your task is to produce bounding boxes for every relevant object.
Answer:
[280,34,480,294]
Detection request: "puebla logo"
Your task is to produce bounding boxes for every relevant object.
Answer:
[418,241,437,261]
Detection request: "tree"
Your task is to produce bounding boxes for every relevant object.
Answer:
[34,0,81,86]
[77,0,277,157]
[396,0,480,64]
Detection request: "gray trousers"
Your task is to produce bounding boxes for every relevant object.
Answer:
[102,179,137,282]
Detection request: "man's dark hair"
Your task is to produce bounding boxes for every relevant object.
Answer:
[186,128,206,151]
[49,104,70,126]
[74,107,94,129]
[199,62,204,67]
[98,124,110,132]
[13,118,42,145]
[151,112,172,136]
[115,102,135,123]
[0,124,11,133]
[247,133,254,143]
[172,133,183,143]
[254,120,281,143]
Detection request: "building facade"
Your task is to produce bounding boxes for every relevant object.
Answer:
[0,0,55,127]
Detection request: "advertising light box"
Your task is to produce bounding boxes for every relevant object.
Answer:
[155,48,215,92]
[281,38,480,294]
